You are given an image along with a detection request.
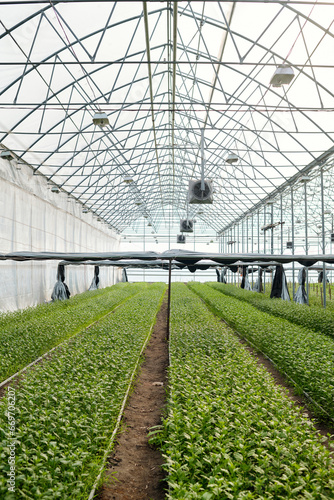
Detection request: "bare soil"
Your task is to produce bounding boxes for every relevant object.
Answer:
[97,298,169,500]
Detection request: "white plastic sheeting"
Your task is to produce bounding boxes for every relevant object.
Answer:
[0,158,121,311]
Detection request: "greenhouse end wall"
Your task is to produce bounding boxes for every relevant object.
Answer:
[0,158,121,311]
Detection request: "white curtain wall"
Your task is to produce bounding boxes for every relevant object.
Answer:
[0,158,121,311]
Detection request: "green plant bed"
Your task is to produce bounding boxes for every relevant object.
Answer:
[0,282,166,500]
[152,283,334,499]
[188,282,334,422]
[208,282,334,338]
[0,282,148,382]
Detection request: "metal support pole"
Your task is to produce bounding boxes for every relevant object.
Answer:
[143,219,146,282]
[263,207,266,255]
[246,218,249,253]
[291,187,295,298]
[200,129,205,191]
[233,226,236,285]
[320,167,326,308]
[257,210,260,252]
[242,220,244,253]
[251,214,254,254]
[263,208,266,293]
[237,223,240,254]
[304,180,309,304]
[166,259,172,339]
[280,194,283,254]
[271,202,274,255]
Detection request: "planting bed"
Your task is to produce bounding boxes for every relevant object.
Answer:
[153,283,334,499]
[97,297,169,500]
[208,282,334,338]
[0,282,147,382]
[189,282,334,422]
[0,283,166,499]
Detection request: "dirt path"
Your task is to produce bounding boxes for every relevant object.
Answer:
[97,298,168,500]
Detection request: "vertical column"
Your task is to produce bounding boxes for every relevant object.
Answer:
[233,226,236,285]
[263,208,266,293]
[320,166,327,308]
[251,214,254,253]
[242,220,244,253]
[263,207,266,255]
[251,214,254,288]
[237,223,240,254]
[246,218,249,253]
[271,202,274,255]
[257,210,260,253]
[303,178,309,304]
[143,219,146,282]
[291,187,295,298]
[280,194,283,254]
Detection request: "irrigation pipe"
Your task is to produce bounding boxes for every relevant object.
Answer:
[87,290,166,500]
[0,292,142,392]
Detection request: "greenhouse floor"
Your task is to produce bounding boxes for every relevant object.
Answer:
[97,297,169,500]
[96,296,333,499]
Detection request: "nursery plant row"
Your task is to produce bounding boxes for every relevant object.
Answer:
[0,282,166,499]
[0,282,148,382]
[189,282,334,422]
[208,282,334,339]
[152,283,334,499]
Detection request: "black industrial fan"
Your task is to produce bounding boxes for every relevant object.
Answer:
[177,234,186,244]
[180,219,194,232]
[188,179,213,204]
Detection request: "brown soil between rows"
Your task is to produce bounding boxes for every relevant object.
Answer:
[96,297,169,500]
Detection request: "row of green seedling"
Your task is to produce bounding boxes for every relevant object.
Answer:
[152,283,334,499]
[0,282,148,382]
[189,282,334,422]
[0,282,130,329]
[208,282,334,339]
[0,282,166,499]
[262,281,334,310]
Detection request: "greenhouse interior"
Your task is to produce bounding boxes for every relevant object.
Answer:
[1,1,334,499]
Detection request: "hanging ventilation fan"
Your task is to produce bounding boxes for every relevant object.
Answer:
[188,179,213,204]
[177,234,186,244]
[180,219,194,232]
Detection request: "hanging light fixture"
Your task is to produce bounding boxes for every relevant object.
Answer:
[123,176,133,183]
[0,150,14,161]
[270,65,295,87]
[92,112,109,127]
[51,186,60,193]
[299,175,311,183]
[225,153,238,164]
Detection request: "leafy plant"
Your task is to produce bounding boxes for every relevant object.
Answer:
[189,282,334,421]
[208,282,334,338]
[0,282,147,382]
[0,283,166,499]
[158,283,334,499]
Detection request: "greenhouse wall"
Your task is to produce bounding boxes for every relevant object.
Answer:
[0,158,121,311]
